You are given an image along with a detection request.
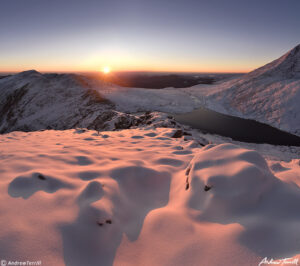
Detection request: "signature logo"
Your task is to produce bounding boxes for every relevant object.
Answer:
[259,257,299,266]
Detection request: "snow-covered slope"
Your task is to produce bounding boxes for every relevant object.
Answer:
[0,70,116,133]
[1,45,299,137]
[205,44,300,136]
[97,44,300,136]
[0,71,188,134]
[0,128,300,266]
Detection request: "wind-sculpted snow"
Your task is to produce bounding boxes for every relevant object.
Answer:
[185,143,300,260]
[0,128,300,265]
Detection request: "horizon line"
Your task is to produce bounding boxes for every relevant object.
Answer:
[0,69,248,75]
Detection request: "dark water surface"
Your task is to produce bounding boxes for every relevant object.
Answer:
[174,107,300,146]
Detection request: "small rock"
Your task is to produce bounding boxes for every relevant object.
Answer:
[204,185,211,192]
[37,174,46,180]
[185,167,191,176]
[172,130,183,138]
[106,219,112,224]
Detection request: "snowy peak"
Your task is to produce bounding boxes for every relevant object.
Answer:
[245,43,300,80]
[14,69,43,80]
[206,44,300,136]
[0,71,116,133]
[18,69,41,76]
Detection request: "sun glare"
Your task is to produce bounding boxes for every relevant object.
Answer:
[102,66,111,74]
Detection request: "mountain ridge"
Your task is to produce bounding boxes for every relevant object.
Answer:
[0,71,116,133]
[0,71,182,134]
[206,43,300,136]
[245,43,300,80]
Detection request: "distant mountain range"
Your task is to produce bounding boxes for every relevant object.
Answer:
[0,44,299,137]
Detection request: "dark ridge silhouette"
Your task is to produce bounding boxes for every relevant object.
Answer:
[101,73,215,88]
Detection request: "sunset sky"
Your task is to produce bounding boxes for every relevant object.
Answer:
[1,0,299,73]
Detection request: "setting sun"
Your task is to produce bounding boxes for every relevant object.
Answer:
[102,66,111,74]
[1,0,300,265]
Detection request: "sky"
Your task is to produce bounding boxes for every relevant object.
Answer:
[0,0,299,73]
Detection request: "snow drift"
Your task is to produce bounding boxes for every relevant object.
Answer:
[1,128,300,265]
